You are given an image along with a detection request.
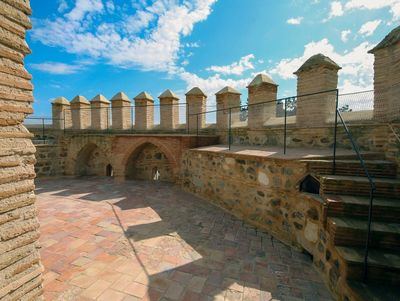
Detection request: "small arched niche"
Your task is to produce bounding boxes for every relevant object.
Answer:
[299,175,320,194]
[106,164,114,177]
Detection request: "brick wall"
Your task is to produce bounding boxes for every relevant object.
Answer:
[0,0,43,299]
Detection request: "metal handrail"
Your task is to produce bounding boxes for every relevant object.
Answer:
[336,110,376,282]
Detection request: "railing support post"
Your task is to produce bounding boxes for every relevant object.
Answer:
[363,188,375,283]
[284,98,288,155]
[228,108,232,150]
[42,118,45,141]
[332,89,339,174]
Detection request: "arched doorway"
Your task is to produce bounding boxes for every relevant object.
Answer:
[75,143,107,176]
[125,143,173,182]
[106,164,114,177]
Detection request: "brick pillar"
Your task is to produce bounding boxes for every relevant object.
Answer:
[134,92,154,130]
[294,54,341,127]
[186,87,207,132]
[247,74,278,129]
[111,92,131,130]
[216,86,241,130]
[369,25,400,122]
[159,89,180,131]
[70,95,91,129]
[90,94,110,130]
[52,97,72,129]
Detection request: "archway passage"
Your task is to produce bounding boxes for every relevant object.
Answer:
[106,164,114,177]
[125,143,174,182]
[75,143,107,176]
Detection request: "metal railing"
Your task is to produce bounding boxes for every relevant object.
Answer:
[334,110,376,283]
[190,89,339,153]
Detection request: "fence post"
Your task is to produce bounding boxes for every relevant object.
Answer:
[333,89,339,174]
[284,99,288,155]
[228,108,232,150]
[42,118,45,141]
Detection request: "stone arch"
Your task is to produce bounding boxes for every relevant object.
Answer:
[65,136,113,176]
[124,142,175,182]
[74,142,109,176]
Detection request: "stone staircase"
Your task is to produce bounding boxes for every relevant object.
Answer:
[303,155,400,301]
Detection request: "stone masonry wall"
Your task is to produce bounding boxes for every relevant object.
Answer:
[180,149,346,299]
[0,0,43,299]
[34,145,65,177]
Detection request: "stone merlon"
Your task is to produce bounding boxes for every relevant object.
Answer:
[216,86,241,95]
[369,25,400,53]
[159,89,179,100]
[71,95,90,105]
[134,91,154,102]
[52,97,70,106]
[294,54,341,75]
[91,94,110,104]
[185,87,207,97]
[248,74,277,88]
[111,92,131,102]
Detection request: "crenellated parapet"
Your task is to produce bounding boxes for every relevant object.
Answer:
[49,25,400,133]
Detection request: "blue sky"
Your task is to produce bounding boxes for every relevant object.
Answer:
[27,0,399,116]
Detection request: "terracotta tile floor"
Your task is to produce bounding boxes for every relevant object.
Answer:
[36,178,333,301]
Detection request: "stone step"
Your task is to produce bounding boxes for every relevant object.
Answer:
[327,217,400,250]
[302,159,397,178]
[326,194,400,223]
[320,175,400,199]
[336,246,400,285]
[346,281,400,301]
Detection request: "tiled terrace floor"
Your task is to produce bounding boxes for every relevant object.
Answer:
[37,178,333,301]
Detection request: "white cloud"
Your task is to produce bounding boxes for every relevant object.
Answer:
[287,17,303,25]
[178,70,252,104]
[358,20,382,36]
[331,0,400,21]
[270,38,374,92]
[31,0,218,72]
[58,0,69,13]
[30,62,84,74]
[328,1,344,19]
[206,54,255,76]
[341,29,351,42]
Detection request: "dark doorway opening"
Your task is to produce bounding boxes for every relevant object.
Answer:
[300,175,320,194]
[106,164,113,177]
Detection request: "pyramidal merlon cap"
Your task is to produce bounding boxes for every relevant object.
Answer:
[111,92,130,102]
[71,95,90,105]
[369,25,400,53]
[247,74,277,87]
[134,91,154,101]
[91,94,110,104]
[159,89,179,99]
[216,86,241,95]
[294,54,341,74]
[185,87,206,97]
[52,96,70,105]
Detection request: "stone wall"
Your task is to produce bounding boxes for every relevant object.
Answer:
[180,149,348,299]
[0,0,43,299]
[34,144,65,177]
